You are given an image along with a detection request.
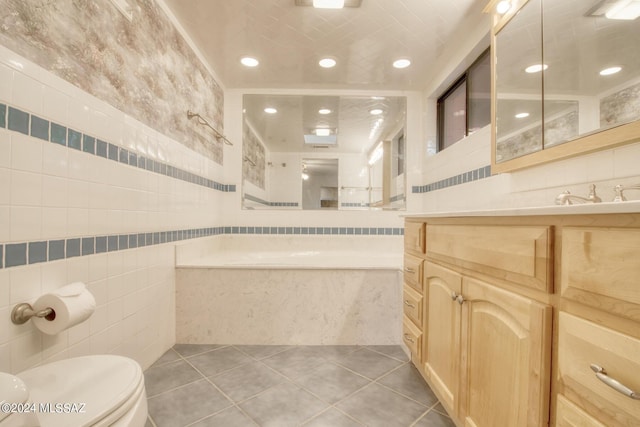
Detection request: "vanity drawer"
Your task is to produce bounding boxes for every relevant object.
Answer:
[404,254,424,293]
[405,221,426,255]
[561,227,640,322]
[426,224,552,292]
[402,316,422,362]
[403,285,423,327]
[556,394,605,427]
[557,312,640,427]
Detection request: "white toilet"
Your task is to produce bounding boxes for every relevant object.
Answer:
[0,355,147,427]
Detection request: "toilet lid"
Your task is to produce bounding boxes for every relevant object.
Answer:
[17,355,143,427]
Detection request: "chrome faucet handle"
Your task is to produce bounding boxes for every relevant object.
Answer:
[587,184,602,203]
[555,190,572,205]
[613,184,626,202]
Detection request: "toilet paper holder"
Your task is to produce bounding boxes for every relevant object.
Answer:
[11,303,56,325]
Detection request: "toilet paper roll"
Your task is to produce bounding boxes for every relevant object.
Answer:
[32,282,96,335]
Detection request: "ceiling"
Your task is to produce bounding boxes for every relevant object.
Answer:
[162,0,486,90]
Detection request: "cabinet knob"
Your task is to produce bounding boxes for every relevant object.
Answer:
[456,295,465,305]
[590,364,639,400]
[451,292,459,301]
[405,267,415,273]
[404,300,415,309]
[403,333,415,344]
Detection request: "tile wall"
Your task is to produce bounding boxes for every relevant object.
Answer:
[0,41,229,373]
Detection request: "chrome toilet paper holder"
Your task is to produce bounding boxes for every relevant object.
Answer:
[11,303,55,325]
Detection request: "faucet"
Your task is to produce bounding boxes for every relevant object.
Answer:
[613,184,640,202]
[555,184,602,205]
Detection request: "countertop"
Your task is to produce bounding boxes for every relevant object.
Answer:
[403,201,640,218]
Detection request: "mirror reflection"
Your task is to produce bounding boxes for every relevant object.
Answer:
[242,94,406,210]
[495,0,640,163]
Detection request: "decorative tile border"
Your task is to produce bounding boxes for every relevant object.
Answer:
[244,193,299,207]
[0,227,225,269]
[224,226,403,236]
[412,166,491,193]
[341,202,371,207]
[0,103,236,192]
[341,194,405,208]
[0,227,403,269]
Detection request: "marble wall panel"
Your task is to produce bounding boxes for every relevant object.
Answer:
[497,109,578,161]
[0,0,224,163]
[243,122,266,189]
[601,82,640,128]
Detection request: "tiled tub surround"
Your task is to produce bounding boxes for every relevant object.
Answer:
[145,344,455,427]
[175,236,403,345]
[0,0,225,163]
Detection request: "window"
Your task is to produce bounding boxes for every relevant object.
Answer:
[437,48,491,151]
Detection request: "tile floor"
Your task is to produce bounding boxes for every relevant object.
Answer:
[143,344,455,427]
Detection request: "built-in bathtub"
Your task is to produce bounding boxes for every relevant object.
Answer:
[175,235,403,345]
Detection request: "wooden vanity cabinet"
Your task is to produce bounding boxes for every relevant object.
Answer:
[423,261,552,427]
[405,213,640,427]
[424,263,462,414]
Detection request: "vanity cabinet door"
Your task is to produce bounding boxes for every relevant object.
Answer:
[459,277,552,427]
[424,262,462,417]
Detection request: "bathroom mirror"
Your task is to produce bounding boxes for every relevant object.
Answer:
[492,0,640,172]
[242,94,407,210]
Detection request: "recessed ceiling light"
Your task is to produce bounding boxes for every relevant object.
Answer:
[315,128,331,136]
[496,1,511,14]
[525,64,548,73]
[319,108,332,114]
[264,107,277,114]
[606,0,640,20]
[370,109,383,115]
[515,112,530,118]
[319,58,337,68]
[393,58,411,69]
[240,56,259,67]
[313,0,344,8]
[600,66,622,76]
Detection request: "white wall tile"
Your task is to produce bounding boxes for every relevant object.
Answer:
[42,332,69,360]
[0,206,9,242]
[42,85,70,125]
[0,167,10,205]
[0,130,11,169]
[613,142,640,179]
[10,170,42,206]
[0,63,12,103]
[41,175,68,208]
[12,72,43,114]
[41,142,68,178]
[11,331,42,372]
[11,134,43,173]
[40,260,68,295]
[66,256,89,285]
[9,265,42,305]
[41,207,67,240]
[10,206,42,241]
